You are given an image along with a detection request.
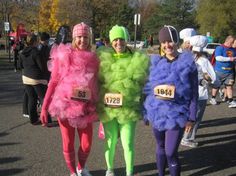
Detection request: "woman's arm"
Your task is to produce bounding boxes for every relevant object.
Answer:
[40,58,60,125]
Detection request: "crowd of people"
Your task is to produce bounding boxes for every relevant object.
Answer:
[14,22,236,176]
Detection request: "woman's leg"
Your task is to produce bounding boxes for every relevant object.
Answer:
[25,85,38,124]
[153,128,167,176]
[77,123,93,170]
[189,100,207,141]
[33,84,52,123]
[103,119,119,171]
[165,128,184,176]
[120,121,136,175]
[22,89,28,116]
[58,118,76,174]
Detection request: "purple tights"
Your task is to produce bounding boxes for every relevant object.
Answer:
[153,127,184,176]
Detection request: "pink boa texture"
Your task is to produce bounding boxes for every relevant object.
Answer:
[48,44,99,129]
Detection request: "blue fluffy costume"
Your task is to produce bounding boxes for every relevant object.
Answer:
[143,52,198,131]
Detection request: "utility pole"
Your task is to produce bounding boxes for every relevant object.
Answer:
[134,13,140,49]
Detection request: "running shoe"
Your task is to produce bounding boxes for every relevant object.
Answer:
[181,139,198,148]
[23,114,29,118]
[209,98,217,105]
[228,100,236,108]
[105,170,115,176]
[77,168,92,176]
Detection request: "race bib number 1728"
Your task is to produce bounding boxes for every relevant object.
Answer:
[104,93,123,107]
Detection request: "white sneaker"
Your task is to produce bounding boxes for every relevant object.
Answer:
[77,168,92,176]
[228,100,236,108]
[209,98,217,105]
[23,114,29,118]
[70,173,77,176]
[105,170,115,176]
[181,139,198,148]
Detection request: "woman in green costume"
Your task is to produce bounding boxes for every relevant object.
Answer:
[97,25,149,176]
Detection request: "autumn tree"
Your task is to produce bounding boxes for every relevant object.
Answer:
[0,0,40,33]
[38,0,52,33]
[49,0,61,34]
[196,0,236,42]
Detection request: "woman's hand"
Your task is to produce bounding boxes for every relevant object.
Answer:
[185,121,195,133]
[40,108,48,127]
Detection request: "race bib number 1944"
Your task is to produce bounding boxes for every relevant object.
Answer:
[154,85,175,99]
[104,93,123,107]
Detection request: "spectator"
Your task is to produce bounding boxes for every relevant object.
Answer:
[19,34,48,125]
[103,37,110,47]
[48,25,72,72]
[178,28,196,53]
[13,38,25,72]
[209,35,236,108]
[38,32,51,81]
[181,35,216,148]
[148,34,154,47]
[96,38,105,49]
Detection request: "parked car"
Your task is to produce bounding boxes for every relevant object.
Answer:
[127,41,145,49]
[203,43,221,56]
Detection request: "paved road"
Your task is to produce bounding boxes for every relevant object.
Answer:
[0,51,236,176]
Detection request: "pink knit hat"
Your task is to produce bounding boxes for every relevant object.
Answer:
[72,22,90,38]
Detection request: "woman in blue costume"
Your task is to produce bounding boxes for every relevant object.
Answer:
[97,25,149,176]
[143,25,198,176]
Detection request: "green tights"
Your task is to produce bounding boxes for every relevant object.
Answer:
[103,119,136,175]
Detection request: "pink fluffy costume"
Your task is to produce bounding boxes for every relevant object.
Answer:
[41,23,99,175]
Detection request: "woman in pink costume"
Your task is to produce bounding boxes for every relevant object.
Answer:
[40,22,99,176]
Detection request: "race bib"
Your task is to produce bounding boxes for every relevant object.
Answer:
[154,85,175,100]
[104,93,123,107]
[71,87,91,101]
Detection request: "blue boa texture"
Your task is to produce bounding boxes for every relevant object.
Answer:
[143,52,198,131]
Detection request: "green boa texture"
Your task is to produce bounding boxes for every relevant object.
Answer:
[97,47,149,124]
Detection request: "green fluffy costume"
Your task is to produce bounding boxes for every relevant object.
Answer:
[97,25,149,175]
[97,26,149,124]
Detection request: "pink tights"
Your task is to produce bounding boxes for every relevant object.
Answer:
[58,118,93,174]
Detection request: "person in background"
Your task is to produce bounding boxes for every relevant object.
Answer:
[40,22,99,176]
[54,25,72,46]
[209,35,236,108]
[19,34,48,125]
[181,35,216,148]
[36,32,53,124]
[97,25,149,176]
[47,25,72,72]
[96,38,105,49]
[220,38,236,102]
[143,25,198,176]
[13,38,25,72]
[178,28,196,53]
[148,34,154,47]
[38,32,51,81]
[103,37,110,47]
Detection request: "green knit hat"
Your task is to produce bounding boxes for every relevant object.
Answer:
[109,25,129,42]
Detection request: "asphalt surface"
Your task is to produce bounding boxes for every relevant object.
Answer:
[0,51,236,176]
